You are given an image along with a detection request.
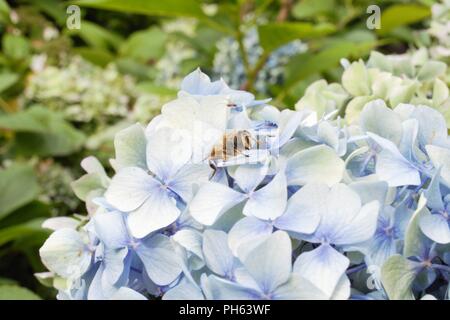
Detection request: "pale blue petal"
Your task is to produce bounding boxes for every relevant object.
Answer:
[163,277,204,300]
[412,105,448,147]
[180,68,223,95]
[398,119,419,161]
[272,274,329,300]
[136,234,182,286]
[233,163,268,193]
[168,164,211,202]
[110,287,147,300]
[105,167,159,212]
[242,231,291,295]
[360,99,403,145]
[368,133,421,186]
[331,200,380,245]
[146,128,192,181]
[312,183,361,243]
[349,181,388,205]
[424,169,445,211]
[189,182,246,226]
[202,230,235,278]
[286,145,344,187]
[127,189,180,238]
[243,171,287,220]
[228,216,273,257]
[293,244,350,298]
[426,145,450,188]
[172,229,204,261]
[274,183,323,234]
[419,214,450,244]
[101,247,130,292]
[92,211,129,249]
[276,110,303,149]
[203,275,262,300]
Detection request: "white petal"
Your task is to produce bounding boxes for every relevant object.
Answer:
[244,171,287,220]
[105,167,158,212]
[242,231,292,295]
[110,287,147,300]
[39,228,91,279]
[419,214,450,244]
[293,244,349,298]
[189,182,246,226]
[228,216,273,257]
[286,145,344,187]
[136,234,182,286]
[202,230,235,278]
[127,190,180,238]
[274,183,324,234]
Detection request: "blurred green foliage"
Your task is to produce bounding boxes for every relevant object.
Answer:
[0,0,443,299]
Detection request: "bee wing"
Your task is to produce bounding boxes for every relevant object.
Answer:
[215,149,270,167]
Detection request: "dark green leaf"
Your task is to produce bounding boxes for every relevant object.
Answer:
[0,73,19,93]
[0,285,41,300]
[119,27,167,62]
[258,22,336,52]
[0,164,39,220]
[378,4,430,35]
[292,0,335,19]
[284,40,375,89]
[67,21,123,51]
[0,106,85,156]
[2,34,30,60]
[0,218,49,247]
[75,0,204,18]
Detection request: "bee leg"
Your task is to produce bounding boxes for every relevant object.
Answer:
[209,162,217,180]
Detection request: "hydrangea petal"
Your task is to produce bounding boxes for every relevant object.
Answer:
[92,211,129,249]
[293,244,350,299]
[39,228,91,279]
[127,189,180,238]
[419,214,450,244]
[274,183,324,234]
[243,171,287,220]
[105,167,159,212]
[202,230,235,278]
[242,231,291,295]
[286,145,344,187]
[135,234,182,286]
[189,182,246,226]
[228,216,273,257]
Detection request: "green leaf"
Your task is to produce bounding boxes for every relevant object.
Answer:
[0,201,50,229]
[0,164,39,220]
[2,34,30,60]
[378,4,430,35]
[0,106,85,156]
[284,41,375,89]
[31,0,67,26]
[258,22,336,52]
[0,218,49,247]
[0,0,10,22]
[72,47,114,67]
[381,255,418,300]
[75,0,204,18]
[0,285,41,300]
[292,0,335,19]
[67,21,123,51]
[119,27,167,62]
[0,72,19,93]
[136,82,177,96]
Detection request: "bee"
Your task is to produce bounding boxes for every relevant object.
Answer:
[208,130,254,177]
